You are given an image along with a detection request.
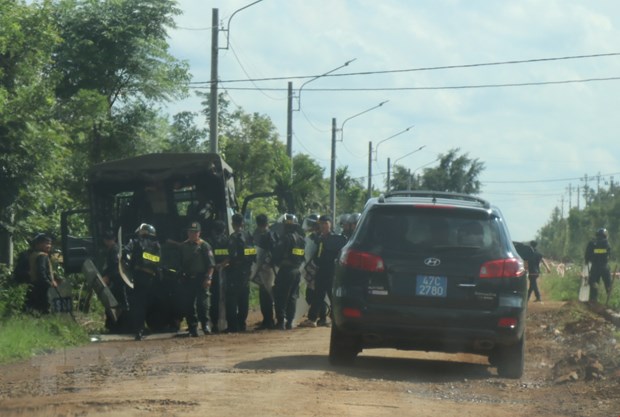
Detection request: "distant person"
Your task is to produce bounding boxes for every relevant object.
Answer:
[252,214,276,330]
[124,223,161,340]
[225,213,255,332]
[300,215,347,327]
[206,220,230,333]
[24,233,59,314]
[272,214,305,330]
[178,222,215,337]
[585,228,612,303]
[527,240,551,302]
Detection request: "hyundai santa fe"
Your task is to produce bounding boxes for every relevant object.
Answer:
[330,191,527,378]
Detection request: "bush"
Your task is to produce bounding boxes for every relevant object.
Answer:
[0,264,27,319]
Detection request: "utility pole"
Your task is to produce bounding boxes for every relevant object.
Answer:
[367,141,373,200]
[286,81,293,158]
[330,118,337,218]
[387,157,391,192]
[208,8,219,154]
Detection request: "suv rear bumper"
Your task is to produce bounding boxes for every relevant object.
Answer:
[332,299,525,354]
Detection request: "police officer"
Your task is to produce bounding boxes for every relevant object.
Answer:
[343,213,361,240]
[301,214,320,307]
[178,221,216,337]
[25,233,58,314]
[252,214,276,330]
[300,215,347,327]
[206,219,230,333]
[124,223,161,340]
[225,213,256,332]
[585,228,612,303]
[272,214,305,330]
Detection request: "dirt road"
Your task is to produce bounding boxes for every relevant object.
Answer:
[0,301,618,417]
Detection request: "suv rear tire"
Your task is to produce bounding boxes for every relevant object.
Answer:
[495,335,525,379]
[328,324,360,366]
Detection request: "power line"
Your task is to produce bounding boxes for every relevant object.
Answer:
[484,172,620,184]
[190,76,620,92]
[189,52,620,85]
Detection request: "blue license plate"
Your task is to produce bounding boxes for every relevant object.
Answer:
[416,275,447,297]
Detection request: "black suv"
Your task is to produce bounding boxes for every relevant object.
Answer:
[330,191,527,378]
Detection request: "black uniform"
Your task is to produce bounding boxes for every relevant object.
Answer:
[307,232,347,324]
[527,248,544,302]
[585,236,612,302]
[225,229,255,332]
[124,234,161,340]
[253,227,276,329]
[207,231,230,333]
[272,227,305,329]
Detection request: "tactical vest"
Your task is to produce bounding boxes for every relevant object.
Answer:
[230,231,256,267]
[210,234,230,264]
[284,232,306,267]
[130,237,161,274]
[28,251,53,284]
[588,239,610,266]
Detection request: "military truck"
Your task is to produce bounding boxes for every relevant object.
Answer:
[61,153,239,333]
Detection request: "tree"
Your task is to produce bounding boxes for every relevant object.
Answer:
[52,0,191,163]
[336,166,366,215]
[420,148,485,194]
[0,0,70,263]
[164,111,207,153]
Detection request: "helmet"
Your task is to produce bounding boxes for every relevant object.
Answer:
[302,213,319,231]
[596,228,608,239]
[281,213,298,225]
[338,213,350,227]
[136,223,156,237]
[347,213,361,225]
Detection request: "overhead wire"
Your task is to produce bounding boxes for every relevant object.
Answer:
[189,52,620,85]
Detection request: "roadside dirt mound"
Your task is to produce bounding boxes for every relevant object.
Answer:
[531,301,620,384]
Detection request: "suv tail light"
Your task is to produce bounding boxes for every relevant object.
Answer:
[479,258,524,278]
[340,248,385,272]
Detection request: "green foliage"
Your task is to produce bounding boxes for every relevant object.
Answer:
[538,182,619,264]
[0,264,27,318]
[336,166,366,215]
[0,314,89,364]
[420,148,485,194]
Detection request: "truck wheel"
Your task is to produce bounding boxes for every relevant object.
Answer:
[328,324,360,366]
[496,335,525,379]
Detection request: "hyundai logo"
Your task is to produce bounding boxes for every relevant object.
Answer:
[424,257,441,267]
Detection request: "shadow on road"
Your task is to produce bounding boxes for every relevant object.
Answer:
[235,353,493,382]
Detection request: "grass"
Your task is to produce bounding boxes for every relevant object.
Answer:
[540,267,620,309]
[0,314,90,364]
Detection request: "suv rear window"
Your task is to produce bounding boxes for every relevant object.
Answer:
[356,206,503,256]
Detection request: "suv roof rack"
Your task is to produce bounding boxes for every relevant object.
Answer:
[379,190,491,209]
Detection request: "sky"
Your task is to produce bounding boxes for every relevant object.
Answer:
[164,0,620,242]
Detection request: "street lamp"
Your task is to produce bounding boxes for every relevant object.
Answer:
[209,1,265,154]
[387,145,426,191]
[367,125,415,199]
[330,100,389,218]
[287,58,356,164]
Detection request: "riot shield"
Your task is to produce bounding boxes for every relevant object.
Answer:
[82,259,120,321]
